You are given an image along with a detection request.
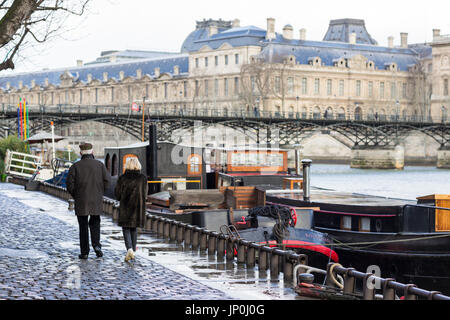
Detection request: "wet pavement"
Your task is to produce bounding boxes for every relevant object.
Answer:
[0,182,300,300]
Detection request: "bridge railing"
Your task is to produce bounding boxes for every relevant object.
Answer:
[1,103,447,124]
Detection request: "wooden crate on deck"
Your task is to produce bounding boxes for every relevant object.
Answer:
[220,186,265,209]
[417,194,450,232]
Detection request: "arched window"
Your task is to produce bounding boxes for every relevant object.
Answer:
[354,106,362,121]
[313,106,321,119]
[338,107,346,120]
[187,154,202,176]
[325,107,333,119]
[105,154,111,174]
[288,106,295,118]
[112,154,118,176]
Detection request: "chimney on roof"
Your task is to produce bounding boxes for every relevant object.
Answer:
[266,18,276,40]
[119,71,124,81]
[173,65,179,75]
[388,36,394,48]
[77,60,83,67]
[103,72,108,82]
[433,29,441,40]
[44,78,49,87]
[87,74,92,83]
[154,67,160,78]
[349,32,356,44]
[232,19,240,28]
[208,25,218,37]
[283,24,293,40]
[136,69,142,79]
[299,28,306,40]
[18,81,23,89]
[400,32,408,48]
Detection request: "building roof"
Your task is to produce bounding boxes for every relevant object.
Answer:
[85,50,180,65]
[0,54,189,90]
[323,18,378,45]
[258,40,420,72]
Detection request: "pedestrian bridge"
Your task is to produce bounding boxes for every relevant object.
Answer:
[0,104,449,168]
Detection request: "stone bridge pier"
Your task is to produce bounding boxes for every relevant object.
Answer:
[437,146,450,169]
[350,145,405,169]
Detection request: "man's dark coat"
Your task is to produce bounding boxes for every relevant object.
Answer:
[66,154,111,216]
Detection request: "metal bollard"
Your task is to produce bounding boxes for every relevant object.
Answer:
[192,227,200,250]
[217,235,226,258]
[157,219,165,235]
[200,230,207,252]
[284,254,296,281]
[382,278,396,300]
[238,241,248,264]
[170,222,177,240]
[259,248,268,272]
[151,217,159,233]
[270,249,281,277]
[226,238,234,261]
[68,199,75,211]
[144,216,152,231]
[163,220,170,239]
[177,223,185,243]
[208,232,217,255]
[185,226,192,247]
[343,268,356,295]
[404,284,418,300]
[246,244,256,267]
[363,273,376,300]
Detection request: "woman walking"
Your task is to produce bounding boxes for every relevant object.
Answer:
[114,157,148,262]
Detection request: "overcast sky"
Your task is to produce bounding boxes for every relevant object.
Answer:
[8,0,450,73]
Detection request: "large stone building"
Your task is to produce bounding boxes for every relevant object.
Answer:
[0,18,448,159]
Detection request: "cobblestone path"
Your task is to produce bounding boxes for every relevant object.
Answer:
[0,183,232,300]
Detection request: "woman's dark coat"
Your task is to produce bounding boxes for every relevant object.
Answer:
[66,154,111,216]
[114,170,148,228]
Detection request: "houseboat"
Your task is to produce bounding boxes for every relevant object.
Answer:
[267,188,450,294]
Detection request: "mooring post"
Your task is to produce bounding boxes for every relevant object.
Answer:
[259,248,268,272]
[226,238,234,261]
[192,227,200,250]
[270,249,281,278]
[177,223,185,243]
[208,232,218,255]
[163,220,170,239]
[200,229,207,252]
[237,240,247,264]
[246,244,256,267]
[404,284,418,300]
[363,273,376,300]
[382,278,396,300]
[157,218,164,235]
[184,226,192,247]
[217,235,226,258]
[343,268,356,295]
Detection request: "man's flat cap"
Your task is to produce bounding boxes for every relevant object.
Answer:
[79,142,93,151]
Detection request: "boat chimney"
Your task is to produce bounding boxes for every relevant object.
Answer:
[147,123,159,194]
[302,159,312,202]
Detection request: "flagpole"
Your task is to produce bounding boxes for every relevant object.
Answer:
[141,96,145,142]
[19,99,23,139]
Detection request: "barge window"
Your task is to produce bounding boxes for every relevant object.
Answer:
[188,154,202,175]
[340,216,351,231]
[359,217,371,232]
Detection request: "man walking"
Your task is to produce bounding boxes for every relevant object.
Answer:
[66,143,111,259]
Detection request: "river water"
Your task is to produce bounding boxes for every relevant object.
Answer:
[309,164,450,201]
